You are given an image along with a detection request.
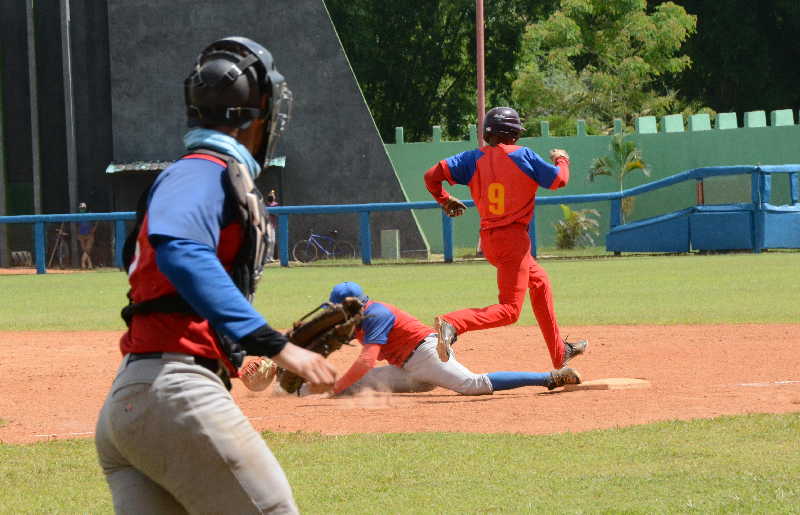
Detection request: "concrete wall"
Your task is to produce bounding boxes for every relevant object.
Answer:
[387,112,800,251]
[107,0,428,258]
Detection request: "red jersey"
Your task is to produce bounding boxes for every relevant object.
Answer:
[425,143,569,229]
[334,300,433,394]
[354,300,432,366]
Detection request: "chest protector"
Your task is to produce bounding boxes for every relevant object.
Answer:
[120,149,268,369]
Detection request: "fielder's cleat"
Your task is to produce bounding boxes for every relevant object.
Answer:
[434,316,457,362]
[562,338,589,367]
[547,367,582,390]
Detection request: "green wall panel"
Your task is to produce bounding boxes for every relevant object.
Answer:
[387,124,800,252]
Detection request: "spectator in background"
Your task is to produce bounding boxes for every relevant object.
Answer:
[77,202,96,269]
[265,189,279,262]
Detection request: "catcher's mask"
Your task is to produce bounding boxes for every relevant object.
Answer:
[184,36,293,171]
[484,106,524,138]
[329,282,369,304]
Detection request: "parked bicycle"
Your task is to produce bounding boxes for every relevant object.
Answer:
[292,229,357,263]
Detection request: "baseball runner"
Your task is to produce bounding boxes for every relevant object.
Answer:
[95,37,336,514]
[309,282,581,397]
[424,107,588,369]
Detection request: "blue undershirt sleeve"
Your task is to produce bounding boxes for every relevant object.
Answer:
[153,236,267,340]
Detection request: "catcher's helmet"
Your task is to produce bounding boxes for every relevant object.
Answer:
[184,36,293,167]
[484,106,524,137]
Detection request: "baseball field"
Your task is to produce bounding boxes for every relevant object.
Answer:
[1,252,799,513]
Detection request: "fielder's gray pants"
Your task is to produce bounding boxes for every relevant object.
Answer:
[95,353,298,514]
[345,334,493,395]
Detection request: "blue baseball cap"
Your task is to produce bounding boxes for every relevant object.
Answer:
[329,282,369,304]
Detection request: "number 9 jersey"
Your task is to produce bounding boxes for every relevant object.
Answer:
[426,143,570,229]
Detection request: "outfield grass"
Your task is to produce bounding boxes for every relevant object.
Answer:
[1,414,798,513]
[1,252,797,331]
[2,253,798,513]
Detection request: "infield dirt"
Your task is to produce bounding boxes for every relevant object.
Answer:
[1,324,799,444]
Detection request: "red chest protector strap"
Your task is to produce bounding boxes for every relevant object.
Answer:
[119,149,269,375]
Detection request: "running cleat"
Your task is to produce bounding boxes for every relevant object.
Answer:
[547,367,582,390]
[562,338,589,367]
[434,316,457,362]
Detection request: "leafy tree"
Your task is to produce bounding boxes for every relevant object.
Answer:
[325,0,558,141]
[588,133,650,222]
[655,0,800,115]
[512,0,697,135]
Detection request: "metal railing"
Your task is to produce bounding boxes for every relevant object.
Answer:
[1,165,797,274]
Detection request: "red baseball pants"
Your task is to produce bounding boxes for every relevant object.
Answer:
[442,223,565,368]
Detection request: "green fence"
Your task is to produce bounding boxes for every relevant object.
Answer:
[386,111,800,252]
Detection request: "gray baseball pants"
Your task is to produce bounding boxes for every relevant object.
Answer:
[345,334,493,395]
[95,353,298,514]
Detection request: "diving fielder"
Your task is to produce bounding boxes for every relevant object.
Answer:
[315,282,582,397]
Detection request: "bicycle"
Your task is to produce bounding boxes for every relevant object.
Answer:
[47,223,70,269]
[292,229,357,263]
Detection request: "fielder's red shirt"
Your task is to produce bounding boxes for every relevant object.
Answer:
[334,300,432,393]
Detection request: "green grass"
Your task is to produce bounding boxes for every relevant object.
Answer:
[2,253,798,513]
[1,252,797,330]
[2,414,798,513]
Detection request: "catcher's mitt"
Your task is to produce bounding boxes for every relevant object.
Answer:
[443,196,467,217]
[239,357,277,392]
[276,297,365,394]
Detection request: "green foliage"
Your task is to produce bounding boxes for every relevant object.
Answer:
[657,0,800,117]
[326,0,558,141]
[512,0,697,134]
[588,133,650,221]
[553,204,600,249]
[2,414,799,513]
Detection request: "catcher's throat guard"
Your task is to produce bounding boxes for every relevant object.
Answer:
[276,297,365,394]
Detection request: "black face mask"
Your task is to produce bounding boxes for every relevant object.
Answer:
[257,82,293,171]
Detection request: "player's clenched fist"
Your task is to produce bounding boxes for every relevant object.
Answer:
[443,196,467,217]
[272,343,338,393]
[549,148,569,163]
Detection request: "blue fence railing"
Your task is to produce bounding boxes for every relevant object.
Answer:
[1,165,798,274]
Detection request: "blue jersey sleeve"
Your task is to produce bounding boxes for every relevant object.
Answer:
[147,158,236,247]
[153,237,267,340]
[507,147,560,188]
[444,149,484,185]
[360,303,396,345]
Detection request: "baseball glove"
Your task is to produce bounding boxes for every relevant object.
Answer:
[239,357,277,392]
[443,196,467,217]
[276,297,365,394]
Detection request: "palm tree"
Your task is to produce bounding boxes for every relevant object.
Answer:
[588,133,650,223]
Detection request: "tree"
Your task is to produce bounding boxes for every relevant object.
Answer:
[655,0,800,115]
[588,133,650,222]
[512,0,697,135]
[325,0,558,141]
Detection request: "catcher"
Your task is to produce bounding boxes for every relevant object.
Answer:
[95,37,334,514]
[292,282,582,397]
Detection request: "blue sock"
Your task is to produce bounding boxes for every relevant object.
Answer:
[488,371,551,391]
